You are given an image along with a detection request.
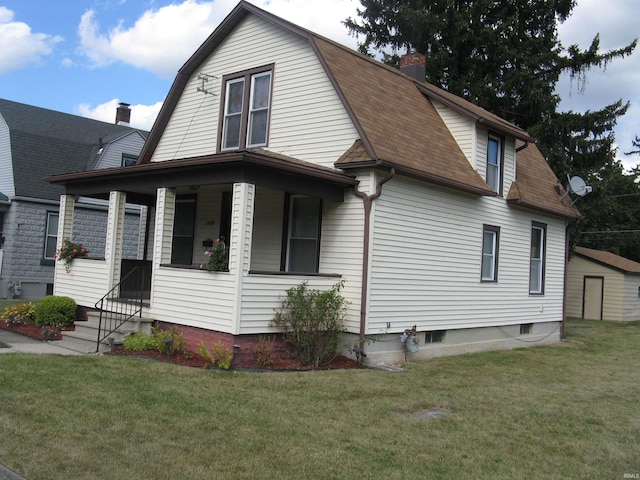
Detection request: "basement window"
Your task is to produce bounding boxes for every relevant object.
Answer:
[520,324,532,335]
[425,330,445,344]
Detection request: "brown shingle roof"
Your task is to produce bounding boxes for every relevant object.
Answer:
[574,246,640,274]
[507,143,581,218]
[138,1,574,215]
[315,38,495,196]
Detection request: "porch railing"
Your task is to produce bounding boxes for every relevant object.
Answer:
[94,262,151,352]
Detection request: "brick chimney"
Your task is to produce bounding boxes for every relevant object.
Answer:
[115,102,131,125]
[400,52,426,82]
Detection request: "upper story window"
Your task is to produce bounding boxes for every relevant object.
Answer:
[121,153,138,167]
[486,133,504,194]
[220,65,273,152]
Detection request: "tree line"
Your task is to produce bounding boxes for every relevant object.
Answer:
[344,0,640,261]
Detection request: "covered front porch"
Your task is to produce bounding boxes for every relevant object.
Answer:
[48,150,360,340]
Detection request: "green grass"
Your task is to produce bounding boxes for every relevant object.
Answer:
[1,319,639,479]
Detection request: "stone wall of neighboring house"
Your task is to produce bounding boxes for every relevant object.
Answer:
[0,200,140,300]
[73,206,141,260]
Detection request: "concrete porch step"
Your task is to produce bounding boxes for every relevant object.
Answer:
[61,313,154,354]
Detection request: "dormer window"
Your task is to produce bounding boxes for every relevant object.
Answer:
[220,65,273,151]
[486,133,504,194]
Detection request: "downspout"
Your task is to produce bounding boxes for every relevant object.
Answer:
[562,221,570,339]
[354,168,396,350]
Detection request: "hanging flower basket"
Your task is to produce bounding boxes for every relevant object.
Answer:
[54,239,89,273]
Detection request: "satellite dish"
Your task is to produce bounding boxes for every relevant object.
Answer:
[568,176,591,197]
[559,175,592,204]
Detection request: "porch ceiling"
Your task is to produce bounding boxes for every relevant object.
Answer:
[46,150,358,203]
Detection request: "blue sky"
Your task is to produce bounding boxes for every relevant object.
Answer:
[1,0,638,170]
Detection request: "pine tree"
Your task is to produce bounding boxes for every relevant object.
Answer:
[345,0,639,259]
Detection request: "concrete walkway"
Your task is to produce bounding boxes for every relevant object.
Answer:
[0,465,27,480]
[0,329,83,355]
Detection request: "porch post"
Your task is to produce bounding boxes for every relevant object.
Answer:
[229,182,255,335]
[105,191,126,288]
[152,188,176,268]
[54,194,76,286]
[56,194,76,248]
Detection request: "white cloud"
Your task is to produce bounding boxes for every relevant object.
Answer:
[76,0,359,78]
[0,7,63,74]
[77,0,237,78]
[258,0,358,49]
[75,99,162,131]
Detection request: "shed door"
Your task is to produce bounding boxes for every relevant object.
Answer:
[583,276,604,320]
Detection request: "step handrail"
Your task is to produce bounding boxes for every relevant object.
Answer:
[94,265,149,352]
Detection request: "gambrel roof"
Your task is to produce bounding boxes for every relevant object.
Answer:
[0,98,148,201]
[136,1,578,218]
[574,247,640,274]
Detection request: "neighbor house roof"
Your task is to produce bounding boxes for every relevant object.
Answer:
[574,246,640,274]
[0,98,147,202]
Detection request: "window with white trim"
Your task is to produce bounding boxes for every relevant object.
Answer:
[481,225,500,282]
[529,222,546,294]
[220,67,273,151]
[121,153,138,167]
[486,133,503,194]
[285,195,322,273]
[44,212,59,260]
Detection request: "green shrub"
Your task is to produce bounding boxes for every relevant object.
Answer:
[198,340,232,370]
[34,296,77,327]
[123,327,185,353]
[123,331,157,351]
[270,280,348,368]
[1,302,36,326]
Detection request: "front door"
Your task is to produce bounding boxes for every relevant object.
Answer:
[583,276,604,320]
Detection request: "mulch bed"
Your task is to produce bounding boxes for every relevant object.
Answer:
[0,322,361,370]
[0,321,73,341]
[108,348,362,371]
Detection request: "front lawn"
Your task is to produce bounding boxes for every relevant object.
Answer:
[1,319,638,479]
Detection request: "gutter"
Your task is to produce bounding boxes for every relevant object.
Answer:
[354,168,395,350]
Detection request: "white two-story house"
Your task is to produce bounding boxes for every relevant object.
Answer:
[48,1,579,364]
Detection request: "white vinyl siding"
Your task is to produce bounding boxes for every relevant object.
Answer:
[431,100,476,165]
[151,15,358,168]
[368,174,566,334]
[94,131,146,169]
[0,113,15,197]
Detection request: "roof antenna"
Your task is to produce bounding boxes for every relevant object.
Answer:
[197,73,218,96]
[559,174,592,205]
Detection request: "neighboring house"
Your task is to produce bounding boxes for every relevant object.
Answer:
[0,99,148,299]
[566,246,640,322]
[47,1,579,364]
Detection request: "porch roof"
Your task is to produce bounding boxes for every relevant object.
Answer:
[46,149,358,203]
